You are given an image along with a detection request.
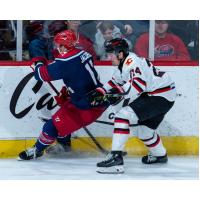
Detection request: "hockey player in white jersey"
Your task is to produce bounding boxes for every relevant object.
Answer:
[89,38,176,174]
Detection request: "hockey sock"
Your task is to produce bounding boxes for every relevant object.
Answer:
[57,135,71,147]
[140,132,166,156]
[112,117,130,151]
[35,119,58,152]
[137,126,166,156]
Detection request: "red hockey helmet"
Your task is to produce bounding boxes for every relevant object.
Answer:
[54,30,77,50]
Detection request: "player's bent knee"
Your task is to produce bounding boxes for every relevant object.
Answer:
[115,106,138,124]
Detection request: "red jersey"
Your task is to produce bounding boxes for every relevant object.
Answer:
[134,32,191,61]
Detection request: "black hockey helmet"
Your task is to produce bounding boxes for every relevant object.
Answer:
[104,38,129,55]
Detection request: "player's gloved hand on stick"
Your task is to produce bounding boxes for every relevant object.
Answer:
[54,86,70,106]
[106,87,124,105]
[30,56,48,71]
[88,87,107,106]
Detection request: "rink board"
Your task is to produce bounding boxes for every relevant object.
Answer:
[0,65,199,157]
[0,136,198,158]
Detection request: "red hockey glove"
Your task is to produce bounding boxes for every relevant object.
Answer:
[54,86,70,106]
[30,56,48,71]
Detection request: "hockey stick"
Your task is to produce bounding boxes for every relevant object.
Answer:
[72,135,102,152]
[95,120,138,127]
[94,85,181,103]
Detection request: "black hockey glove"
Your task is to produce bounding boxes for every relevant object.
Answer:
[106,87,124,105]
[88,87,107,106]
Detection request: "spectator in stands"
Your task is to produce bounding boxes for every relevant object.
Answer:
[0,20,16,60]
[94,21,132,60]
[26,20,66,60]
[134,20,191,61]
[165,20,198,60]
[79,20,134,43]
[121,20,149,45]
[0,32,13,60]
[63,20,97,60]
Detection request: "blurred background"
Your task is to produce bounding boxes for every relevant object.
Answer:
[0,20,198,62]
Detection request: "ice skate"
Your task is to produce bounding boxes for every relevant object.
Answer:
[18,146,44,160]
[142,153,168,164]
[96,151,124,174]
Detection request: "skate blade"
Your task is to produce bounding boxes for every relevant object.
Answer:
[17,157,22,161]
[17,156,38,161]
[17,156,27,161]
[96,166,124,174]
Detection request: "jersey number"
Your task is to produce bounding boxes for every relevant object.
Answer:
[131,67,142,77]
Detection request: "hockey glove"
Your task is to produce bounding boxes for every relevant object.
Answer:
[30,56,48,71]
[106,87,124,105]
[88,87,107,106]
[54,86,70,106]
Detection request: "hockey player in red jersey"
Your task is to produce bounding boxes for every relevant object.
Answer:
[18,30,107,160]
[90,38,177,174]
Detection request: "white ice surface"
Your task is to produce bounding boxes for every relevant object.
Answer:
[0,155,198,180]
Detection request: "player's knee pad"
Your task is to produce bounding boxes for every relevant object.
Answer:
[42,119,58,138]
[137,125,154,140]
[115,106,138,125]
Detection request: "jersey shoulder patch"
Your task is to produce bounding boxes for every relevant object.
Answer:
[125,58,133,65]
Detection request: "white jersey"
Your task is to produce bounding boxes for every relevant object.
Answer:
[103,52,177,102]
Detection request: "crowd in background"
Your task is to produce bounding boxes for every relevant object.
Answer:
[0,20,199,61]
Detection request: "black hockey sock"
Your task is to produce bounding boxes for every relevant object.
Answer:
[57,135,71,147]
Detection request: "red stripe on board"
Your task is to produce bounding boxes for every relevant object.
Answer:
[152,60,199,66]
[0,61,198,67]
